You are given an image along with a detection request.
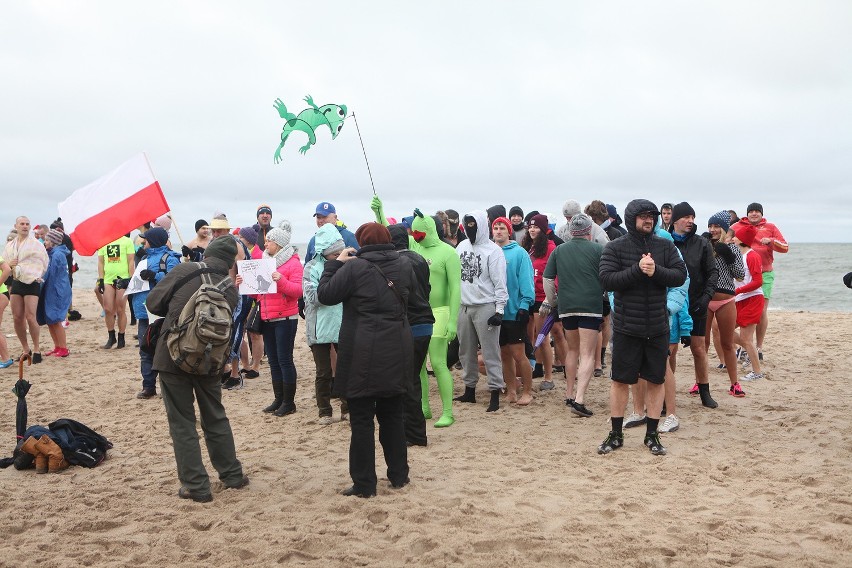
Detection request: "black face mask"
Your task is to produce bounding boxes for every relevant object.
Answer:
[464,217,478,243]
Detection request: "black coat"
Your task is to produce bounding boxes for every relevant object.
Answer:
[599,199,687,338]
[672,225,718,314]
[317,244,415,399]
[388,224,435,328]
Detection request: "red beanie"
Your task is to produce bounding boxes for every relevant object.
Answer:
[491,216,512,231]
[733,223,757,247]
[355,222,392,246]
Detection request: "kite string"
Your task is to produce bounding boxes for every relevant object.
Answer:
[350,113,376,196]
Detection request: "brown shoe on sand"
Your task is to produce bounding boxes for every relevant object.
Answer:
[36,436,70,473]
[20,436,48,474]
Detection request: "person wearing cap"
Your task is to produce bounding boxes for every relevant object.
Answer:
[556,200,609,246]
[731,203,788,361]
[605,204,627,237]
[183,220,211,262]
[702,211,747,398]
[597,199,687,456]
[541,214,605,417]
[4,216,49,363]
[255,205,273,250]
[302,224,348,425]
[454,210,508,412]
[317,222,415,498]
[522,213,567,390]
[669,201,720,409]
[508,206,526,242]
[491,216,535,406]
[130,227,181,399]
[37,229,72,358]
[660,203,674,232]
[97,232,136,350]
[731,223,764,382]
[146,235,248,503]
[305,202,359,264]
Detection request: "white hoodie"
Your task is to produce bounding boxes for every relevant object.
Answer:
[456,210,508,312]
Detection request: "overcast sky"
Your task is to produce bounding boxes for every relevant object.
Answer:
[2,1,850,247]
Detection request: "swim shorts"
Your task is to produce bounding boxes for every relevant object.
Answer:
[761,270,775,300]
[736,294,764,327]
[499,320,526,346]
[611,331,668,385]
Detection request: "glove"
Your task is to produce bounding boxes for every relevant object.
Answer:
[97,278,105,294]
[516,308,530,326]
[181,245,192,258]
[538,302,552,317]
[487,313,503,327]
[115,278,131,290]
[689,297,709,316]
[297,296,306,319]
[370,195,385,224]
[445,325,457,343]
[714,241,736,264]
[680,336,691,347]
[139,269,156,283]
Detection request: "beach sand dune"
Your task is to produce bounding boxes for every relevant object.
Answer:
[0,298,849,567]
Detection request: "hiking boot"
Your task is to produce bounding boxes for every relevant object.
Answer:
[20,436,47,474]
[36,436,69,473]
[389,477,410,489]
[624,412,646,428]
[742,371,764,382]
[137,388,157,399]
[454,386,476,403]
[688,383,699,396]
[178,487,213,503]
[597,431,624,455]
[644,432,667,455]
[729,382,746,397]
[224,475,250,490]
[341,485,376,498]
[570,401,594,417]
[539,380,555,392]
[659,414,680,433]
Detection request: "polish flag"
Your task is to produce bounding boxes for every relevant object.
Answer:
[58,153,170,256]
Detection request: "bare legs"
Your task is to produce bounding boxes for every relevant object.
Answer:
[11,294,40,355]
[502,343,533,405]
[102,286,127,334]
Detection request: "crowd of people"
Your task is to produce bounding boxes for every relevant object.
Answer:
[2,198,789,500]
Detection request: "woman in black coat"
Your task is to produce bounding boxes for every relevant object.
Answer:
[317,222,415,497]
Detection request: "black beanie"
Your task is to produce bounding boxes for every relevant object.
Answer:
[671,202,696,223]
[509,206,524,218]
[747,202,763,215]
[204,235,237,264]
[843,272,852,289]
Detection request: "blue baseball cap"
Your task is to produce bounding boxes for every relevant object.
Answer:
[313,202,336,217]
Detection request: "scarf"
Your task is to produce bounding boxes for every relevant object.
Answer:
[264,245,294,268]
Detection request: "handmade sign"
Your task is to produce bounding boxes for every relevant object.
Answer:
[272,95,348,163]
[237,258,277,295]
[125,259,150,296]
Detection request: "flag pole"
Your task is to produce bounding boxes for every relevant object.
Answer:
[169,214,186,247]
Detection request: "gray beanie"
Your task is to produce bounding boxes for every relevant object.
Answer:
[266,220,292,248]
[562,199,582,218]
[324,238,345,256]
[569,213,593,237]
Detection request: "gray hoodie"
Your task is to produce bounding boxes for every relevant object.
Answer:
[456,210,508,312]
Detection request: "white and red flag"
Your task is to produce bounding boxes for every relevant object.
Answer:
[58,153,170,256]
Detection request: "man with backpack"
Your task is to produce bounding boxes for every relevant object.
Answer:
[146,236,249,502]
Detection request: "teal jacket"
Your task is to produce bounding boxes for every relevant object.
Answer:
[501,241,535,321]
[302,224,344,345]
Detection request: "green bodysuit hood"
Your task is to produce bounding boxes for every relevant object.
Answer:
[411,211,440,247]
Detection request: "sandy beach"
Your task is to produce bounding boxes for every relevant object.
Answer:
[0,294,849,567]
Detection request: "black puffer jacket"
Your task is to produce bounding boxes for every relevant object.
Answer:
[317,244,414,399]
[388,224,435,328]
[671,224,718,315]
[599,199,687,338]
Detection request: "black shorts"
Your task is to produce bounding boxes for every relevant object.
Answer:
[690,313,707,337]
[561,316,603,331]
[10,279,41,297]
[611,331,668,385]
[530,301,542,314]
[499,320,527,346]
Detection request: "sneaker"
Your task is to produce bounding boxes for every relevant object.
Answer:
[742,371,764,382]
[624,412,646,428]
[552,365,565,374]
[716,363,726,370]
[729,383,746,397]
[539,380,555,391]
[659,414,680,433]
[593,368,603,377]
[688,383,699,396]
[570,401,594,417]
[740,352,751,368]
[644,432,667,455]
[318,416,333,425]
[178,486,213,503]
[597,431,624,454]
[52,348,69,357]
[0,359,14,369]
[222,377,243,390]
[242,369,260,379]
[564,398,574,407]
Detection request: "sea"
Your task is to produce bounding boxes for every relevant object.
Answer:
[72,242,851,313]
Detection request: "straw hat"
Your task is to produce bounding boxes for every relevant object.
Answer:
[209,217,232,230]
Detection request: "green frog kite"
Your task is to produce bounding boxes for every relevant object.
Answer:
[273,95,348,163]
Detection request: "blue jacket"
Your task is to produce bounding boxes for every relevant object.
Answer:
[654,221,692,339]
[132,246,182,319]
[501,241,535,321]
[37,245,72,325]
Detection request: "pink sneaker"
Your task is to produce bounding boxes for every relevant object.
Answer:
[53,348,70,358]
[729,382,746,397]
[688,383,699,396]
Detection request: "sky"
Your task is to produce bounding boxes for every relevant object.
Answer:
[2,1,850,247]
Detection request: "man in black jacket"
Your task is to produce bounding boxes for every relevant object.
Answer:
[388,221,435,447]
[598,199,687,456]
[669,202,720,409]
[146,236,249,502]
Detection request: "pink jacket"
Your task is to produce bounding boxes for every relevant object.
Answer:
[260,255,302,320]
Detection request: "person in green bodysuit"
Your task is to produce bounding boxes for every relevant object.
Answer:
[372,197,461,427]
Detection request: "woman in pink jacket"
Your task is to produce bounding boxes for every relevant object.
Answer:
[251,221,302,416]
